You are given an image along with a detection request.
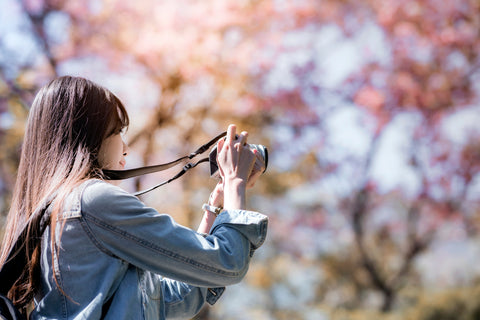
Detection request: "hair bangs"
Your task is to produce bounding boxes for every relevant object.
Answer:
[105,91,130,137]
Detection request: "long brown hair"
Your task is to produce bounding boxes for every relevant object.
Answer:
[0,76,129,308]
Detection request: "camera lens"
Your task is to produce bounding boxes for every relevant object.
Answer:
[249,144,268,173]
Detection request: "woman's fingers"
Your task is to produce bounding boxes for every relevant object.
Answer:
[217,124,256,182]
[237,131,248,147]
[246,168,262,188]
[226,124,237,146]
[216,137,225,178]
[217,136,225,153]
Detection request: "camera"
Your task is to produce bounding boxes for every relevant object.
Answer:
[208,142,268,178]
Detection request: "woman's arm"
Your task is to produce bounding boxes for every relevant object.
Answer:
[81,181,267,288]
[197,182,223,234]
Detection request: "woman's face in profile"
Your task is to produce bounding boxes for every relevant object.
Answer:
[98,133,128,172]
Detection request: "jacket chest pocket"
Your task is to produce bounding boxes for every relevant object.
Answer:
[138,269,163,300]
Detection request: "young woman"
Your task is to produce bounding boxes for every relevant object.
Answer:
[0,76,268,319]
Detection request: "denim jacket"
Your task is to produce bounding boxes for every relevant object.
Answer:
[30,180,268,320]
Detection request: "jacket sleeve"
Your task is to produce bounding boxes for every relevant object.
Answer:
[80,181,268,288]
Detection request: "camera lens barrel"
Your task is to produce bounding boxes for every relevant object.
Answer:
[248,144,268,174]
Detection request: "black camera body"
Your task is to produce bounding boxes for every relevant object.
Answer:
[208,143,268,178]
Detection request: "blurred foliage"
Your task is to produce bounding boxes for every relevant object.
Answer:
[324,282,480,320]
[1,0,480,319]
[406,284,480,320]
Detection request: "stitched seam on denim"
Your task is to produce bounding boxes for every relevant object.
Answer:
[51,236,68,319]
[255,219,268,248]
[76,180,118,258]
[60,210,81,220]
[58,200,81,220]
[138,268,147,320]
[138,270,162,300]
[58,180,97,221]
[79,217,118,258]
[84,213,242,278]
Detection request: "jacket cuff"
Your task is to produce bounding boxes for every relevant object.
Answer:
[210,210,268,250]
[206,287,225,305]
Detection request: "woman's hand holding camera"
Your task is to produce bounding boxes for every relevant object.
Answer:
[215,124,258,210]
[208,151,264,207]
[198,124,263,233]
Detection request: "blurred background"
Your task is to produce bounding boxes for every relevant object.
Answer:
[1,0,480,319]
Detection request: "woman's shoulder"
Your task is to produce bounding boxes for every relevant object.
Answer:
[80,179,138,211]
[82,179,124,196]
[78,179,160,225]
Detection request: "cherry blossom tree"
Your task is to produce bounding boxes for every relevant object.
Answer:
[1,0,479,318]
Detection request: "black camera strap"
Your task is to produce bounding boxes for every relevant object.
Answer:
[102,131,227,196]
